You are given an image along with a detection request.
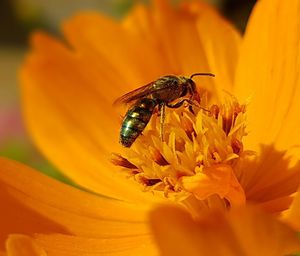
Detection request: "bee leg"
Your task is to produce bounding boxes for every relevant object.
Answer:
[166,101,184,109]
[166,99,195,109]
[158,103,166,142]
[188,105,195,114]
[167,99,200,114]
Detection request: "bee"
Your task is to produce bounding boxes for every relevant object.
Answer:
[114,73,215,147]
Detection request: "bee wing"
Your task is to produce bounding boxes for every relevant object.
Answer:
[113,81,156,106]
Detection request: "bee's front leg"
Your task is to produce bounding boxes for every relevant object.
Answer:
[158,103,166,142]
[166,99,196,113]
[166,99,196,109]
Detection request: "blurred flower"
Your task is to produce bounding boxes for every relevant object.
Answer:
[0,107,24,142]
[0,49,24,145]
[1,0,300,255]
[0,48,63,178]
[14,0,143,28]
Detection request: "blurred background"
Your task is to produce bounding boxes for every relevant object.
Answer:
[0,0,256,182]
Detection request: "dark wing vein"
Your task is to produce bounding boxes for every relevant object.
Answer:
[113,82,156,105]
[114,78,178,106]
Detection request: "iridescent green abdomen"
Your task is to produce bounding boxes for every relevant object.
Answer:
[120,98,157,147]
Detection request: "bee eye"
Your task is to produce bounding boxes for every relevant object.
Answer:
[188,80,196,94]
[180,85,188,97]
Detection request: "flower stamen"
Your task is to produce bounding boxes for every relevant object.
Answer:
[111,93,248,207]
[110,153,137,169]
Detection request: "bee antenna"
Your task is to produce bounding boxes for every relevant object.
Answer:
[190,73,215,79]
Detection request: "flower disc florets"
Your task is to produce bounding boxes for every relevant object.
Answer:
[112,94,250,207]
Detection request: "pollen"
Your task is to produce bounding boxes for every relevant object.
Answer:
[111,94,250,207]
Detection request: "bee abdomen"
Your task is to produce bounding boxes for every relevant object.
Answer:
[120,99,156,147]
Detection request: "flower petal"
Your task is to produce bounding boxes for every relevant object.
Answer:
[181,164,245,206]
[63,11,168,88]
[32,233,158,256]
[20,33,162,203]
[150,205,300,256]
[5,235,46,256]
[235,145,300,213]
[180,1,241,99]
[234,0,300,152]
[66,0,241,101]
[282,188,300,231]
[140,0,241,100]
[0,157,154,248]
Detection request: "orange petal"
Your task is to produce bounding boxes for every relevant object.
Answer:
[4,233,158,256]
[145,0,241,101]
[63,11,167,88]
[257,195,293,214]
[32,233,158,256]
[282,189,300,231]
[5,235,46,256]
[229,206,300,256]
[20,32,163,203]
[236,145,300,213]
[234,0,300,153]
[0,157,154,248]
[181,164,245,206]
[181,1,241,99]
[150,205,300,256]
[123,0,241,101]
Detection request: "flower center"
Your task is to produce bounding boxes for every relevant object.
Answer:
[111,94,250,207]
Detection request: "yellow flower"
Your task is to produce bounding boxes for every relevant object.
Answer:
[1,0,300,254]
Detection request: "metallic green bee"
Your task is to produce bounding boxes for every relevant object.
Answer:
[114,73,215,147]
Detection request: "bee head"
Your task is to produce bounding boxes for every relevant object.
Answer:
[188,72,215,94]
